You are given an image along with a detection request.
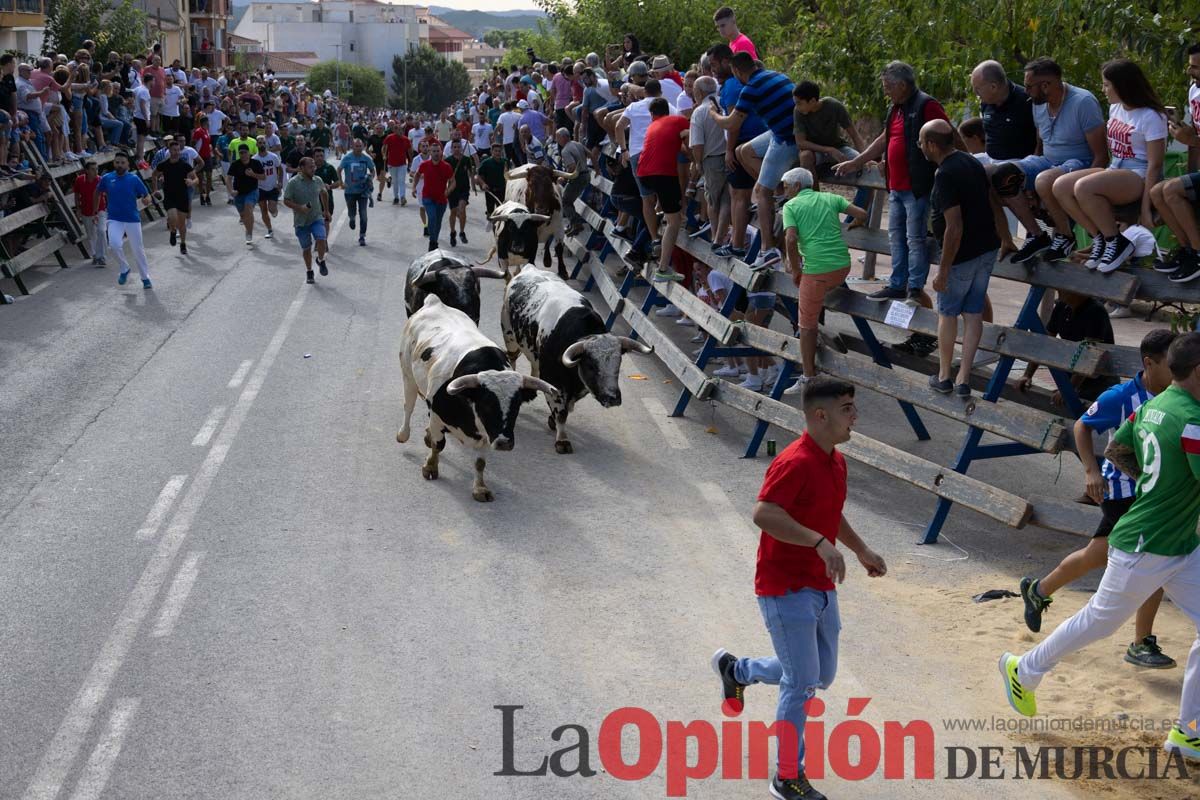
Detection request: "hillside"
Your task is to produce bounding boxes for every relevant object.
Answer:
[426,6,545,38]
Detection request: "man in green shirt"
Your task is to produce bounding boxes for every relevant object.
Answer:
[780,167,868,387]
[1000,332,1200,761]
[310,118,332,149]
[474,142,507,218]
[228,121,258,157]
[312,146,341,220]
[282,155,330,285]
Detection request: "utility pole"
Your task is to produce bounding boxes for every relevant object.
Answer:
[332,43,342,97]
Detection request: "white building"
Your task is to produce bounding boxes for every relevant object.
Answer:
[233,0,429,77]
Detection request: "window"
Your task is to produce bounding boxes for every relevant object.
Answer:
[348,10,353,21]
[349,42,354,51]
[15,0,40,12]
[0,0,15,11]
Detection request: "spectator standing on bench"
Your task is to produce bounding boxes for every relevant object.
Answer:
[98,151,152,289]
[1017,290,1117,406]
[556,127,589,238]
[636,97,690,283]
[712,376,886,800]
[712,6,758,60]
[75,160,106,266]
[791,81,867,204]
[1149,42,1200,283]
[689,75,732,249]
[1020,329,1178,668]
[707,44,762,261]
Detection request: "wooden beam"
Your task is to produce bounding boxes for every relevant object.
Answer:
[992,258,1139,306]
[0,232,70,278]
[1028,495,1102,537]
[642,267,739,345]
[0,203,51,238]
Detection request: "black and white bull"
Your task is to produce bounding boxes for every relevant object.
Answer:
[501,264,652,454]
[398,295,557,501]
[404,249,506,324]
[486,163,576,280]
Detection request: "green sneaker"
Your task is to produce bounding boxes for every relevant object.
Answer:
[999,652,1036,717]
[1125,635,1177,669]
[1165,725,1200,760]
[652,269,685,283]
[1019,576,1051,633]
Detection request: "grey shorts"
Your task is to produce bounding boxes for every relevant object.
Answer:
[811,145,860,166]
[702,155,729,210]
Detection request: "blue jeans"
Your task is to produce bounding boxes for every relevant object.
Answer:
[887,190,931,291]
[100,118,125,147]
[345,192,368,238]
[734,588,840,777]
[422,198,447,245]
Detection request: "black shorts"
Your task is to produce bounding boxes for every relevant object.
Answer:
[727,160,754,190]
[134,118,148,135]
[449,189,470,207]
[1093,496,1136,538]
[258,187,280,202]
[638,174,682,214]
[585,123,605,151]
[163,191,190,213]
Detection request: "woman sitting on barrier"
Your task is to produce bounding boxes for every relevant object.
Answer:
[1050,59,1167,274]
[780,167,868,393]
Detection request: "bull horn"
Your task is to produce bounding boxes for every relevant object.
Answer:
[617,336,654,355]
[503,167,513,182]
[561,340,589,368]
[522,375,558,397]
[553,166,579,181]
[415,271,440,288]
[472,266,507,279]
[446,375,481,395]
[525,213,552,223]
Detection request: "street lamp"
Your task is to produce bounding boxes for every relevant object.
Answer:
[332,42,342,97]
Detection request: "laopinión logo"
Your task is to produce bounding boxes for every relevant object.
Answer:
[494,703,1192,797]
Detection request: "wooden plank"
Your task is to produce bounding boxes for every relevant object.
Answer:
[822,287,1115,377]
[574,197,609,234]
[1028,495,1102,537]
[0,203,51,237]
[841,226,890,255]
[1133,268,1200,306]
[992,258,1138,306]
[675,235,783,295]
[712,379,1032,527]
[590,173,614,195]
[645,271,739,345]
[0,232,70,278]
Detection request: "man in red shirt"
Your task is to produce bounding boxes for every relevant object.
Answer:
[383,122,411,206]
[415,146,455,251]
[141,56,166,134]
[192,114,214,205]
[635,98,690,282]
[712,376,886,800]
[74,160,106,265]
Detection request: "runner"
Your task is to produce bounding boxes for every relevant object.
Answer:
[368,122,387,202]
[1000,332,1200,764]
[339,137,374,247]
[191,113,214,205]
[410,140,430,237]
[98,151,153,288]
[415,143,454,251]
[313,146,341,226]
[383,122,410,206]
[444,138,474,246]
[712,376,886,800]
[73,160,106,266]
[1018,329,1178,667]
[153,138,198,254]
[475,141,507,219]
[254,134,284,239]
[282,155,331,285]
[226,143,266,246]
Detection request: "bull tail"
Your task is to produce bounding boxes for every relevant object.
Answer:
[476,245,498,266]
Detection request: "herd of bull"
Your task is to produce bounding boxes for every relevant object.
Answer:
[396,170,654,502]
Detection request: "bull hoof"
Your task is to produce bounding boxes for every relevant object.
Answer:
[547,413,557,431]
[554,440,573,455]
[472,487,495,502]
[421,465,438,480]
[396,429,409,443]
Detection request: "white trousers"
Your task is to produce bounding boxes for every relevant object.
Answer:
[82,211,106,259]
[1019,545,1200,729]
[389,165,408,199]
[106,219,150,280]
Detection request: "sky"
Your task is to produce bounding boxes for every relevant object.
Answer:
[417,0,541,10]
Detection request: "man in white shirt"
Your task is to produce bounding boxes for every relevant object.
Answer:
[255,136,284,238]
[496,101,523,164]
[471,118,493,151]
[205,102,226,136]
[132,82,151,158]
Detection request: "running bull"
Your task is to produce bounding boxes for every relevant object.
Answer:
[404,249,506,325]
[501,264,652,454]
[398,295,557,501]
[485,163,576,281]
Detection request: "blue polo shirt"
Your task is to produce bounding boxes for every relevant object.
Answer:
[98,171,149,224]
[734,68,795,143]
[1080,372,1152,500]
[719,76,766,144]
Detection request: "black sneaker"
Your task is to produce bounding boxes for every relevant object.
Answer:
[179,242,187,255]
[1083,234,1105,268]
[349,217,355,230]
[1125,635,1176,669]
[1096,235,1133,274]
[1154,251,1182,273]
[422,225,428,237]
[710,649,747,716]
[393,197,399,205]
[1045,234,1075,262]
[928,374,953,394]
[306,270,315,284]
[1169,251,1200,283]
[1019,577,1051,633]
[867,285,907,301]
[169,229,177,246]
[770,772,826,800]
[1010,233,1051,264]
[906,287,923,303]
[460,230,468,244]
[450,230,457,247]
[358,237,366,247]
[317,257,328,276]
[955,382,971,398]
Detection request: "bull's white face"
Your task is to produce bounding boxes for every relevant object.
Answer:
[572,336,623,408]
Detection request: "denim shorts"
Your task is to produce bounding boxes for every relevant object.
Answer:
[748,130,798,190]
[1182,172,1200,204]
[233,189,259,210]
[1109,157,1150,179]
[937,249,997,317]
[629,152,654,198]
[295,219,327,250]
[1011,154,1090,190]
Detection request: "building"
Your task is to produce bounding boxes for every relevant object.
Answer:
[233,0,428,77]
[143,0,189,67]
[462,40,505,80]
[425,16,471,63]
[0,0,44,56]
[188,0,232,69]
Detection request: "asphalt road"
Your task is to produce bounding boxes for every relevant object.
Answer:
[0,186,1087,800]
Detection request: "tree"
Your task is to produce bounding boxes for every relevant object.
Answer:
[306,60,386,108]
[390,45,472,113]
[44,0,148,56]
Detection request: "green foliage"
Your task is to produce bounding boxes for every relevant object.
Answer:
[307,60,386,108]
[390,45,472,113]
[44,0,148,57]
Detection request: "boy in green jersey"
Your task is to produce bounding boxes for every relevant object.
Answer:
[999,332,1200,761]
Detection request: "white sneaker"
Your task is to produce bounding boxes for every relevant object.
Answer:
[762,365,780,387]
[655,304,683,318]
[186,219,192,230]
[690,332,705,343]
[738,375,764,391]
[782,375,809,395]
[1106,302,1133,319]
[245,235,253,246]
[265,230,274,239]
[751,248,781,270]
[713,365,740,377]
[674,316,694,327]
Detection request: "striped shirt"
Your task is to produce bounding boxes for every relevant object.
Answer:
[1080,372,1151,500]
[734,68,796,144]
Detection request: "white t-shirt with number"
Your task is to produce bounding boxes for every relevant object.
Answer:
[1106,103,1167,175]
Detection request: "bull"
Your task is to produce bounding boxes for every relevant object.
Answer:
[398,295,557,501]
[404,249,506,324]
[485,163,576,281]
[501,264,652,454]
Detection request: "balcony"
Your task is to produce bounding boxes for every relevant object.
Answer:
[0,0,44,13]
[188,0,229,18]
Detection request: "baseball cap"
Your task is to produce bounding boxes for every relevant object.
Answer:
[517,99,529,109]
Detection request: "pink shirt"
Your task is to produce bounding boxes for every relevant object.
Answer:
[550,73,572,110]
[729,33,759,61]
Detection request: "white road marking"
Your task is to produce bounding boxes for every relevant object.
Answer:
[22,285,310,800]
[27,281,50,295]
[226,359,253,388]
[134,475,188,541]
[696,481,756,537]
[65,698,139,800]
[150,551,203,638]
[640,397,691,449]
[190,405,227,447]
